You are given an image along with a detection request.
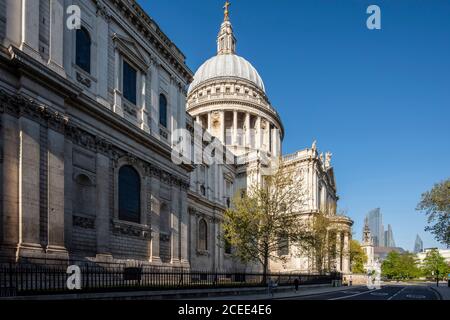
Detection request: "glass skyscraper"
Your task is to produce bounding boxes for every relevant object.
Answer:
[366,208,384,247]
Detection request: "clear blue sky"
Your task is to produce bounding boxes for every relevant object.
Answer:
[138,0,450,250]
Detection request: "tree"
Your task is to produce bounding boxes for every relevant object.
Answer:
[416,178,450,248]
[298,212,337,274]
[421,249,450,280]
[381,251,421,280]
[350,240,367,274]
[222,160,309,283]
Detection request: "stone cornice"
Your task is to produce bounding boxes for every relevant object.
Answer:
[105,0,193,83]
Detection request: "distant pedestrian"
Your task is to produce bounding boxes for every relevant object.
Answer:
[294,278,299,292]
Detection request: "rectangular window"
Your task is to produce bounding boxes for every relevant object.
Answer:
[123,60,137,105]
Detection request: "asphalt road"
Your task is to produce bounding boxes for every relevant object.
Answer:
[281,285,440,300]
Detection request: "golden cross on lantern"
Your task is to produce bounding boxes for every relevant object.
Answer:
[224,1,231,21]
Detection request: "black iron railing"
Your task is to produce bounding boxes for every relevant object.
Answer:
[0,261,341,297]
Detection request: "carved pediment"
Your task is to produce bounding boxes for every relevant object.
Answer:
[113,33,149,71]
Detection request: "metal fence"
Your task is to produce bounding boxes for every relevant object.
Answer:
[0,261,341,297]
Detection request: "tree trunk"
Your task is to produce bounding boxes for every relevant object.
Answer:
[262,248,269,284]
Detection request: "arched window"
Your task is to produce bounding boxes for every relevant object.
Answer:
[119,165,140,223]
[198,219,208,251]
[76,27,91,73]
[159,94,167,127]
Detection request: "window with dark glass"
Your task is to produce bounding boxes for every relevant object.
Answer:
[76,27,91,73]
[198,219,208,251]
[119,165,140,223]
[159,94,167,127]
[123,60,137,105]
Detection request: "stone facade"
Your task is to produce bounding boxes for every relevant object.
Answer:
[0,0,352,273]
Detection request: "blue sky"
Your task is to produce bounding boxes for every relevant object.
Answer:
[137,0,450,250]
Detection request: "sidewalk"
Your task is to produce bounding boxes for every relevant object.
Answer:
[195,285,361,300]
[0,284,345,301]
[429,282,450,300]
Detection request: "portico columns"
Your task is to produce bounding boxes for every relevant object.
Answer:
[256,116,261,149]
[336,232,342,272]
[343,232,350,273]
[245,113,250,148]
[233,111,238,145]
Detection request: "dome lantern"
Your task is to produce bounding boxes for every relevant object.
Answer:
[217,1,236,55]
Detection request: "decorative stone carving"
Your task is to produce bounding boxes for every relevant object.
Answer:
[325,152,332,168]
[76,72,92,88]
[73,216,96,229]
[112,220,152,240]
[93,0,111,22]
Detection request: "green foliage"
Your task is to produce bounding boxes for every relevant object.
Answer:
[421,249,450,279]
[416,178,450,247]
[350,240,367,274]
[381,251,421,280]
[298,212,336,273]
[222,161,309,279]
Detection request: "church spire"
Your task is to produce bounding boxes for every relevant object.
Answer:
[217,1,236,55]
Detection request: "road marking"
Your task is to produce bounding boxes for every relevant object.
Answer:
[405,294,426,299]
[387,287,406,300]
[329,288,378,300]
[370,292,389,296]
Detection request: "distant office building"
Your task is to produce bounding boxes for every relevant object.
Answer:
[366,208,384,247]
[384,224,396,248]
[414,235,424,253]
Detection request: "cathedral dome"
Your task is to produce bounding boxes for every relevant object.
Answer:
[188,54,265,94]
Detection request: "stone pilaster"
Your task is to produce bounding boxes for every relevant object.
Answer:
[48,0,65,76]
[96,12,109,103]
[46,128,68,258]
[170,183,180,265]
[96,152,112,259]
[113,50,123,116]
[17,116,43,257]
[0,113,20,258]
[140,72,150,132]
[150,60,160,137]
[63,139,73,251]
[150,175,161,264]
[20,0,41,61]
[179,187,189,267]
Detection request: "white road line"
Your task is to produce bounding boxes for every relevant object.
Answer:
[387,287,406,300]
[329,288,378,300]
